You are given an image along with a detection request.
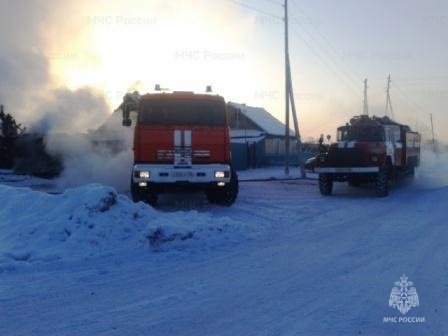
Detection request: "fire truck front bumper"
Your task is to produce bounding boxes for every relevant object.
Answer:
[314,167,380,174]
[132,164,232,186]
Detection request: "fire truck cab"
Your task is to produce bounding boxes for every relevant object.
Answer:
[122,90,238,206]
[314,115,421,197]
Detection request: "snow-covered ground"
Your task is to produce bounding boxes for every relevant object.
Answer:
[0,171,59,193]
[238,166,305,181]
[0,156,447,335]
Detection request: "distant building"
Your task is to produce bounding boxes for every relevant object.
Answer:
[227,102,301,170]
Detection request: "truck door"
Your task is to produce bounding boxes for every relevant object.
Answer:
[393,127,404,167]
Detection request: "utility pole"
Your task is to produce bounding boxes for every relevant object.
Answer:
[430,113,436,153]
[283,0,305,177]
[284,0,290,175]
[385,74,394,119]
[287,60,305,177]
[363,78,369,116]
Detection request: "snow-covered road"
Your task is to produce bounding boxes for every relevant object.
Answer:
[1,173,447,335]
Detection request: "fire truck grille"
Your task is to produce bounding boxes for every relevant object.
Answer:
[157,150,211,160]
[157,150,174,160]
[326,149,364,167]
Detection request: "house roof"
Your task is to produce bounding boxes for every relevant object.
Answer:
[228,102,294,137]
[230,129,265,143]
[231,129,265,138]
[230,129,266,143]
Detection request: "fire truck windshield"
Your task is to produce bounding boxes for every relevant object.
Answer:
[139,100,226,126]
[337,126,385,142]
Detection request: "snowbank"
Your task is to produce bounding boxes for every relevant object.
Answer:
[0,184,246,269]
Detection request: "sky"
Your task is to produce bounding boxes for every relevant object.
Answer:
[0,0,447,142]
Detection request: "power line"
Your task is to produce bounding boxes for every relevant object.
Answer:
[228,0,362,109]
[286,3,364,110]
[289,0,363,86]
[391,81,444,87]
[288,23,360,101]
[226,0,282,19]
[394,83,426,115]
[391,84,433,136]
[258,0,283,6]
[394,76,448,82]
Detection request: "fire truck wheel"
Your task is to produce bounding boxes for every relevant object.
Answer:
[318,174,333,196]
[145,191,158,206]
[206,169,239,206]
[130,178,158,206]
[130,179,144,203]
[375,168,389,197]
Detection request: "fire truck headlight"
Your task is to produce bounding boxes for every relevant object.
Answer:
[139,171,150,179]
[215,171,225,179]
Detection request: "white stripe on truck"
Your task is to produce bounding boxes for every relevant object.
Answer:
[184,130,192,147]
[174,130,182,147]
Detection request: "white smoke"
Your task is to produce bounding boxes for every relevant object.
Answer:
[45,126,134,193]
[416,148,448,189]
[0,50,133,192]
[31,88,110,134]
[0,1,135,192]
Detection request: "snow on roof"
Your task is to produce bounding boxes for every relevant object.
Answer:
[228,102,294,137]
[231,129,265,138]
[230,130,266,144]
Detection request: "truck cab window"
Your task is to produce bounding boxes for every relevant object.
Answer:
[338,126,384,142]
[139,100,226,126]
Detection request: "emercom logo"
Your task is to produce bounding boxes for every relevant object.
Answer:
[383,274,425,324]
[389,274,419,314]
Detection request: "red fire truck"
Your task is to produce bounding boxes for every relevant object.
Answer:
[314,115,421,197]
[122,89,238,206]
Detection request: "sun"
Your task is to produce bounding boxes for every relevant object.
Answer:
[48,1,265,110]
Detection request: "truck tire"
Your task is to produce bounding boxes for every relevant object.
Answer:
[402,165,416,185]
[131,177,158,206]
[319,174,333,196]
[146,192,158,206]
[131,178,144,203]
[206,169,239,206]
[375,168,389,197]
